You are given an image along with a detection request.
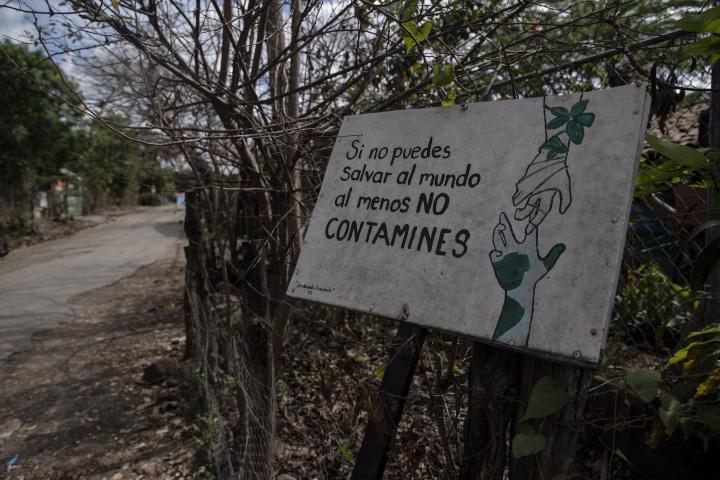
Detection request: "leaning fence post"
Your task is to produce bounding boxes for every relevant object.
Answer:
[352,319,426,480]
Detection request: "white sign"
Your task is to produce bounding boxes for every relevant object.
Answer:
[289,85,651,363]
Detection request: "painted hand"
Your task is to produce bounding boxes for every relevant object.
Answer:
[512,156,571,234]
[489,213,565,346]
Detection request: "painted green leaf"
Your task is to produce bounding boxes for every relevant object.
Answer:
[659,393,682,435]
[521,376,570,421]
[575,112,595,127]
[546,116,568,129]
[548,106,569,118]
[627,369,661,403]
[570,99,588,115]
[646,135,707,170]
[512,431,547,458]
[539,135,569,154]
[432,63,454,88]
[677,5,720,33]
[565,119,584,144]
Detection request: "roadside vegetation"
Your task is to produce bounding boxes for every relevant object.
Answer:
[0,41,176,246]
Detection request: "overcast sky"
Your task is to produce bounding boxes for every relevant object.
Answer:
[0,2,35,42]
[1,1,96,94]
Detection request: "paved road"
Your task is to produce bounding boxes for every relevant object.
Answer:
[0,206,184,362]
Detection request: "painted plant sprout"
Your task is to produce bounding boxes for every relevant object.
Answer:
[491,96,596,346]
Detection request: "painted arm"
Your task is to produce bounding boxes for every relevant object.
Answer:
[490,213,564,345]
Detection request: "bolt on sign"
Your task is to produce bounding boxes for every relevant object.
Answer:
[289,84,651,364]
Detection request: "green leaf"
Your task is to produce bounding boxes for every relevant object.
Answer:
[403,36,416,53]
[418,21,432,41]
[690,407,720,432]
[565,119,584,144]
[575,112,595,127]
[399,0,418,22]
[645,135,707,170]
[401,21,429,52]
[403,20,417,35]
[683,35,720,57]
[402,21,418,52]
[546,116,568,129]
[687,324,720,339]
[659,393,682,435]
[626,369,661,403]
[372,363,386,380]
[669,339,720,364]
[570,99,588,115]
[679,406,720,450]
[634,144,709,198]
[112,0,120,13]
[521,376,570,421]
[677,6,720,33]
[442,88,457,107]
[338,445,355,463]
[547,106,570,118]
[432,63,455,88]
[512,430,547,458]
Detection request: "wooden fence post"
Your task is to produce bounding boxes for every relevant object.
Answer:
[182,188,201,360]
[461,343,520,479]
[509,358,593,480]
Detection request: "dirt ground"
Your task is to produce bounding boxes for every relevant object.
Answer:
[0,259,196,480]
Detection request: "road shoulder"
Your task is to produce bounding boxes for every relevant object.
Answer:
[0,259,195,479]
